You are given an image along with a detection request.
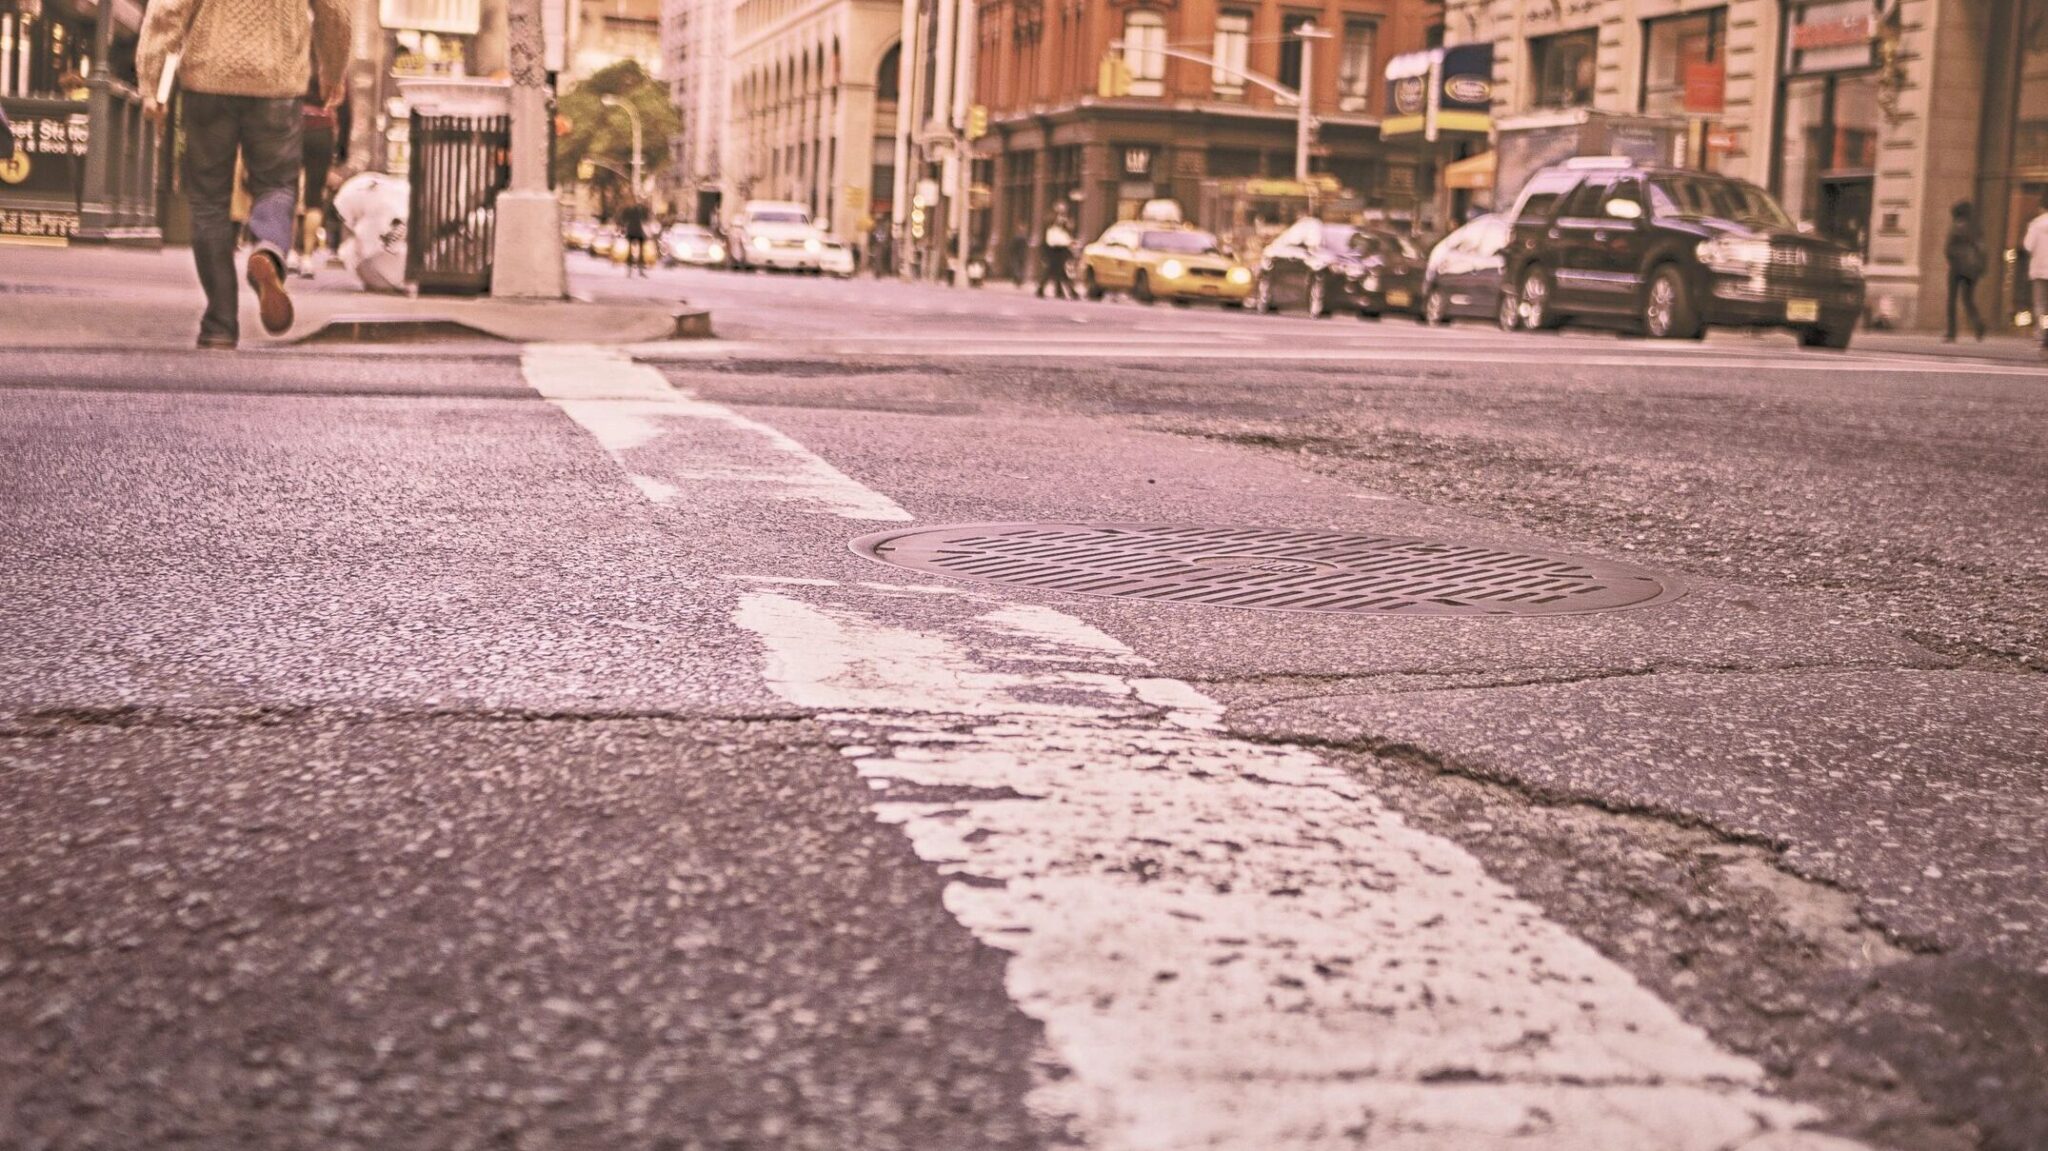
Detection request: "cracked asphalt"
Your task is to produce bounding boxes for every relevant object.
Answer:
[3,253,2045,1150]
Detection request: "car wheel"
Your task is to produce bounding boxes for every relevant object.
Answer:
[1252,274,1274,314]
[1424,287,1449,326]
[1307,274,1330,319]
[1132,271,1155,304]
[1518,266,1558,330]
[1797,324,1853,350]
[1643,265,1703,339]
[1084,268,1106,302]
[1498,282,1521,331]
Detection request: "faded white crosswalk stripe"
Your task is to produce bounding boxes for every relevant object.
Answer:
[521,345,911,521]
[536,345,1865,1151]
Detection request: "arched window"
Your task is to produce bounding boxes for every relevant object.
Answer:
[876,43,902,103]
[1122,11,1166,97]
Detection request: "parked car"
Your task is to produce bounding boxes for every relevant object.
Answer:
[588,226,622,260]
[817,238,858,278]
[1079,223,1253,306]
[661,223,727,268]
[1252,218,1425,318]
[564,219,598,251]
[727,200,826,273]
[1421,213,1509,325]
[1498,157,1866,347]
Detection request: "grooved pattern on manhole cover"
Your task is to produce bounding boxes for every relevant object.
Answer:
[851,523,1681,616]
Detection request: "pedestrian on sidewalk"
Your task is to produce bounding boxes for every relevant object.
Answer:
[1009,223,1030,286]
[1944,200,1987,342]
[1036,207,1077,301]
[2024,192,2048,353]
[140,0,352,349]
[293,59,349,279]
[619,198,652,277]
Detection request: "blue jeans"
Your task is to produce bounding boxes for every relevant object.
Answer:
[182,92,302,342]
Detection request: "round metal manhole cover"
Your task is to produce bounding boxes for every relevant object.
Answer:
[850,523,1682,617]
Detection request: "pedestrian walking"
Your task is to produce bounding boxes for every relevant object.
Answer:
[1944,200,1987,342]
[1009,224,1029,286]
[870,218,894,279]
[292,58,349,278]
[1036,207,1077,301]
[139,0,351,349]
[619,198,652,277]
[2025,192,2048,352]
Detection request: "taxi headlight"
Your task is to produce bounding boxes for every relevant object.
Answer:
[1226,266,1252,285]
[1158,259,1185,280]
[805,237,823,253]
[752,235,771,251]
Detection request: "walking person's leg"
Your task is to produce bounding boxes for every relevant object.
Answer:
[2033,280,2048,347]
[1946,273,1961,341]
[1036,246,1051,297]
[1962,275,1986,339]
[239,97,305,335]
[180,93,246,347]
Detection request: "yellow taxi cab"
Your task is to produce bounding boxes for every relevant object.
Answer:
[1079,222,1254,306]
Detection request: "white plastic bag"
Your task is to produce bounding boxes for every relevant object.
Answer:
[332,172,410,293]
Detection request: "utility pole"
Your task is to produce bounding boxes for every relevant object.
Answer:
[1294,21,1330,187]
[951,0,977,287]
[492,0,568,298]
[602,95,645,197]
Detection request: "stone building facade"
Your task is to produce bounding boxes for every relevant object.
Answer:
[725,0,903,238]
[662,0,731,221]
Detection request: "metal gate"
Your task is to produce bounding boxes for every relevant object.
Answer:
[404,112,511,295]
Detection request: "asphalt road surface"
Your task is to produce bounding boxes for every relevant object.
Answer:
[3,253,2044,1151]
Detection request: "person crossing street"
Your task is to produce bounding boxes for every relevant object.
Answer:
[139,0,352,349]
[1035,206,1077,301]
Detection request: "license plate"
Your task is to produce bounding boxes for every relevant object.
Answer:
[1786,298,1820,323]
[1386,290,1412,308]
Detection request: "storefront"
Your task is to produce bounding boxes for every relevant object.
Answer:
[1773,0,1883,256]
[1,0,158,244]
[1978,0,2048,329]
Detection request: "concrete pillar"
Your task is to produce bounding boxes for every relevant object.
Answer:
[492,0,569,298]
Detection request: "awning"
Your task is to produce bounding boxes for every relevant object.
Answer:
[1443,150,1495,190]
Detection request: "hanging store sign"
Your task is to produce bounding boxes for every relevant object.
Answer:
[1786,0,1876,73]
[1122,146,1153,177]
[1383,44,1491,138]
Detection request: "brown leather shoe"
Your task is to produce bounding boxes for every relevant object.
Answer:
[246,251,294,335]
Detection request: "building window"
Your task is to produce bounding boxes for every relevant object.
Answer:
[1529,28,1598,108]
[1123,10,1166,97]
[1771,0,1881,256]
[1336,19,1377,112]
[1642,9,1725,115]
[1279,12,1316,91]
[1213,10,1251,97]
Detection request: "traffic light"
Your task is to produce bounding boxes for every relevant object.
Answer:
[1097,55,1132,98]
[966,104,988,140]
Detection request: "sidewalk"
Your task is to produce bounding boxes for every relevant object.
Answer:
[0,242,707,350]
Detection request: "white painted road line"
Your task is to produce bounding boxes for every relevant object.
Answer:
[521,345,912,522]
[547,346,1865,1150]
[734,588,1852,1151]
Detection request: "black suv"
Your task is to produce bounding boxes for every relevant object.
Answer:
[1498,159,1866,348]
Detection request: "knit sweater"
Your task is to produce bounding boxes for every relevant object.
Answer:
[138,0,353,102]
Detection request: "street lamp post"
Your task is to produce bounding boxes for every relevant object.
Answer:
[601,95,645,198]
[491,0,567,298]
[1293,21,1331,187]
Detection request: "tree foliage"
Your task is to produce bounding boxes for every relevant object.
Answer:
[553,60,679,212]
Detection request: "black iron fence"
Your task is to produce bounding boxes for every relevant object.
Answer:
[404,112,510,294]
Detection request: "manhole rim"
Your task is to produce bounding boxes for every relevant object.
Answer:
[849,521,1687,618]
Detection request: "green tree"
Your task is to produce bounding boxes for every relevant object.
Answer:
[553,60,679,218]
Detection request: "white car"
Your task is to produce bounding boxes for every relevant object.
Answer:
[661,223,727,268]
[727,200,825,272]
[818,239,857,278]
